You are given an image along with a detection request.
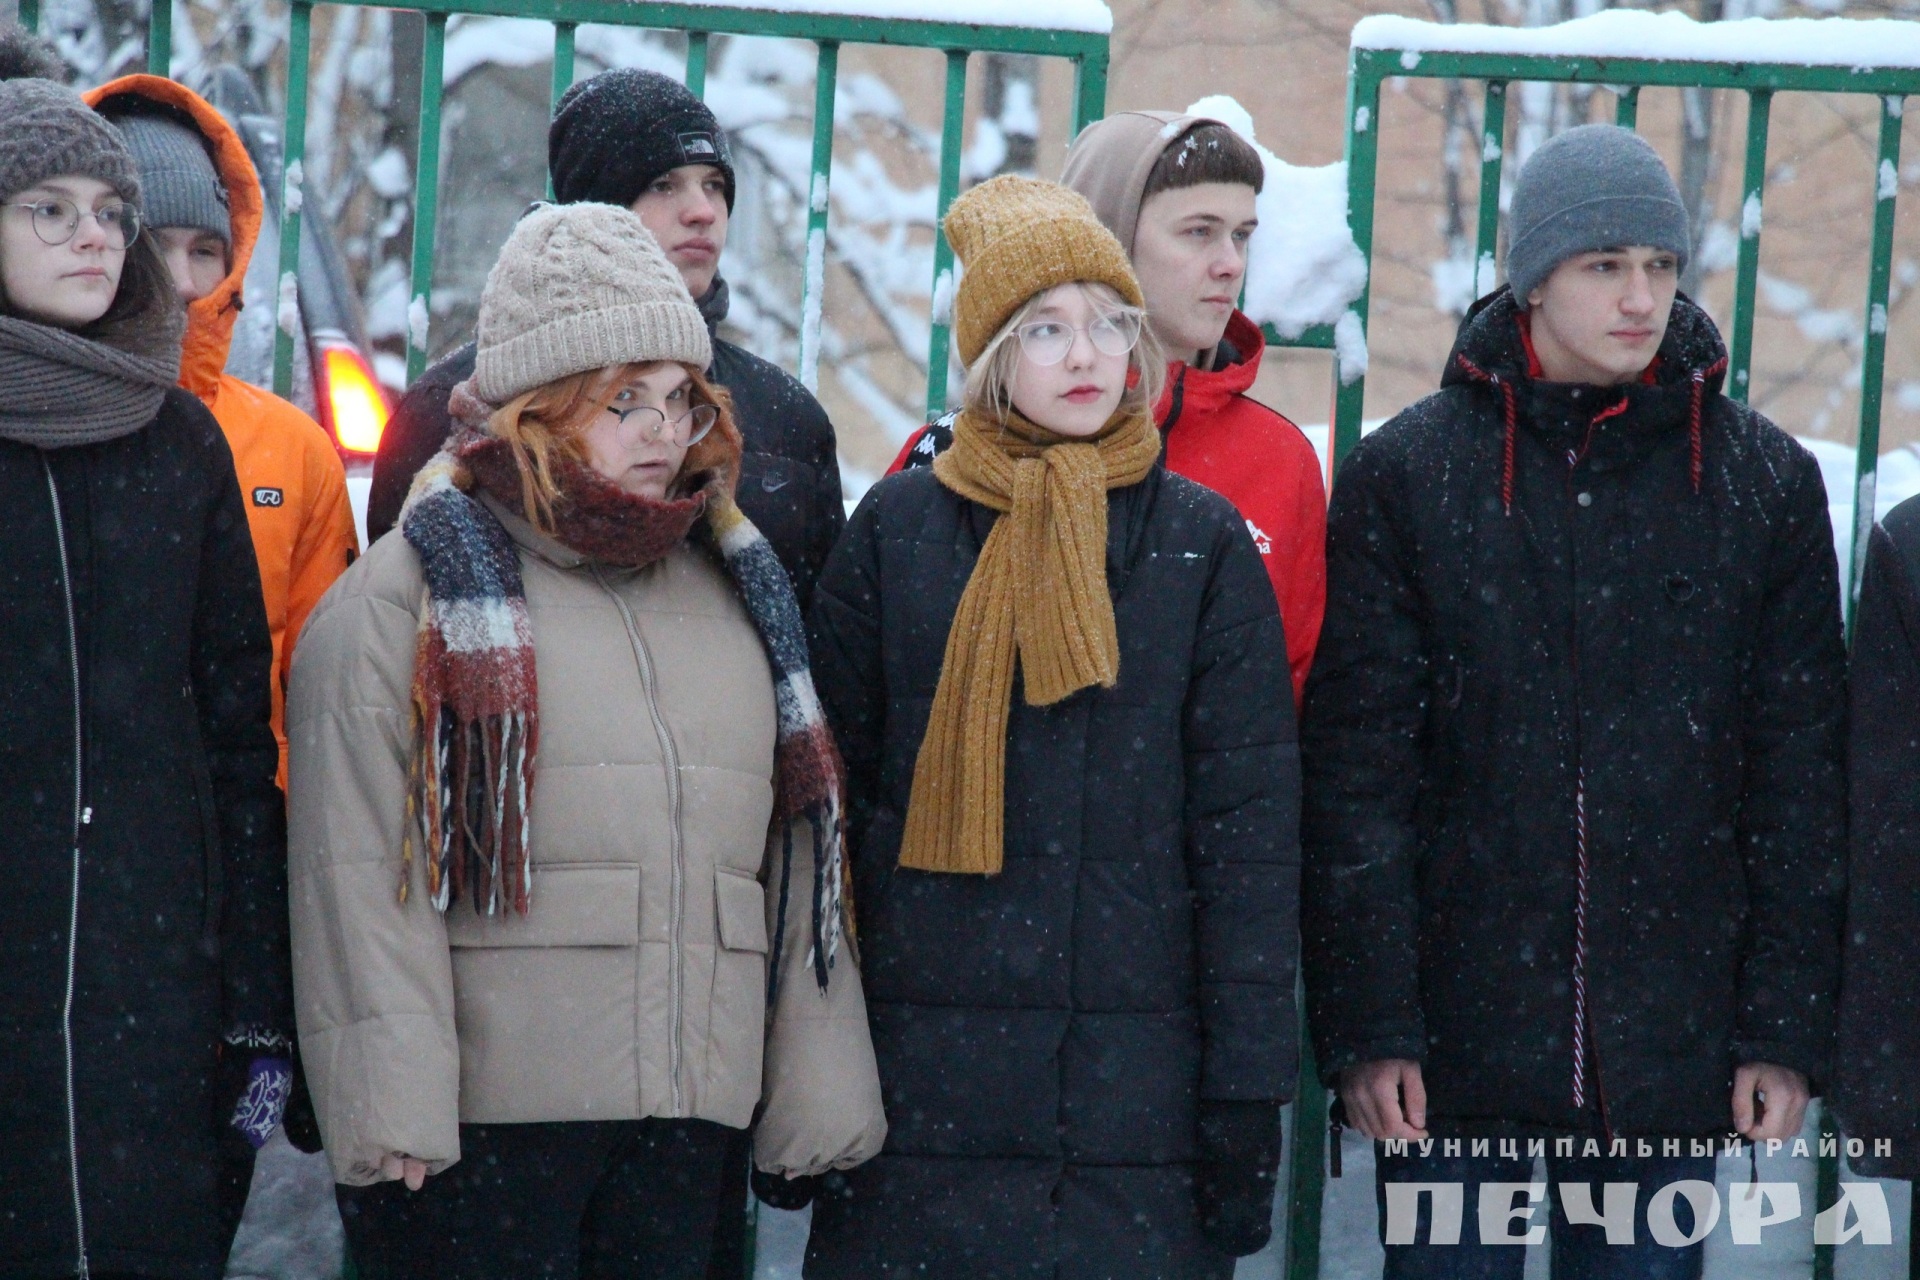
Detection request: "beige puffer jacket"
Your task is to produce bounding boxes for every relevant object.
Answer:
[288,497,885,1186]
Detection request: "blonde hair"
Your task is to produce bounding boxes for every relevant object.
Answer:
[962,281,1165,423]
[487,360,736,531]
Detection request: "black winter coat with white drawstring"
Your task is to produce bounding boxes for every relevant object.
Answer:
[0,387,291,1279]
[1300,287,1848,1139]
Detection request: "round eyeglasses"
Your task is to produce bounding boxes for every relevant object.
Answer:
[1015,312,1142,366]
[7,197,141,250]
[604,401,719,448]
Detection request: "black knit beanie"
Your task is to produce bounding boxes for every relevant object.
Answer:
[548,69,735,212]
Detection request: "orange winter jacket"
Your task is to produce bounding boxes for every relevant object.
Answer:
[86,75,359,788]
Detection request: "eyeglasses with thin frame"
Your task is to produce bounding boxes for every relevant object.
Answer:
[604,400,719,448]
[1015,312,1142,366]
[6,197,141,250]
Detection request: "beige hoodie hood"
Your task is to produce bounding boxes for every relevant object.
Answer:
[1059,109,1224,254]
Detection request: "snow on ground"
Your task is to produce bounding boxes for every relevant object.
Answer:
[224,1132,344,1280]
[1184,96,1368,344]
[1353,10,1920,70]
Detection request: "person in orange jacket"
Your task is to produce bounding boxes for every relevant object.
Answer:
[888,112,1326,705]
[86,75,358,789]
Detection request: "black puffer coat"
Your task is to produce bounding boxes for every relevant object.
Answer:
[804,461,1299,1279]
[366,280,844,608]
[0,388,290,1280]
[1833,494,1920,1180]
[1301,289,1847,1139]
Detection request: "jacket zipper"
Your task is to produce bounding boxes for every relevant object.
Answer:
[592,567,688,1114]
[42,458,91,1280]
[1563,428,1617,1143]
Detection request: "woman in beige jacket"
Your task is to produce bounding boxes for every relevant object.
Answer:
[287,201,883,1277]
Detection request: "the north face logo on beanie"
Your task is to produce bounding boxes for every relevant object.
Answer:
[678,130,724,164]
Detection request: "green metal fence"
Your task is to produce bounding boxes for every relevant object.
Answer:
[15,0,1110,416]
[1275,28,1916,1280]
[20,0,1916,1272]
[1316,37,1913,626]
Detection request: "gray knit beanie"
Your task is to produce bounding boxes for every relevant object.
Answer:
[1506,124,1689,310]
[112,114,229,244]
[473,202,712,404]
[0,78,142,206]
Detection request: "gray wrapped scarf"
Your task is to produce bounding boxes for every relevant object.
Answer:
[0,314,180,448]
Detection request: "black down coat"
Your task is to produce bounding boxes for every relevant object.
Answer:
[1301,289,1848,1139]
[366,279,844,608]
[0,389,290,1280]
[1833,494,1920,1181]
[804,461,1300,1280]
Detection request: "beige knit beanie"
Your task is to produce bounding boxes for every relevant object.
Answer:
[944,174,1143,367]
[472,201,712,404]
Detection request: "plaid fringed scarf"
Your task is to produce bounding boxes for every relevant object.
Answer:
[399,384,852,990]
[706,497,852,992]
[398,445,540,916]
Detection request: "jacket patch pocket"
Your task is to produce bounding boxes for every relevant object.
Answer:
[444,865,639,949]
[716,869,769,954]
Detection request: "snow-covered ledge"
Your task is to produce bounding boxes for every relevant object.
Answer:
[666,0,1111,34]
[1352,11,1920,71]
[1185,96,1371,381]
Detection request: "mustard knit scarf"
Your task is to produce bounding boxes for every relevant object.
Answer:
[900,404,1161,876]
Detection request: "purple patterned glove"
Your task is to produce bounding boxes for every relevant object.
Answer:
[230,1056,293,1148]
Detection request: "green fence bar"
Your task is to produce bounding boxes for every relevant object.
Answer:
[146,0,172,74]
[1727,89,1771,406]
[550,20,575,110]
[1330,61,1382,469]
[544,20,574,199]
[405,12,448,384]
[270,1,313,399]
[1813,1102,1843,1280]
[1283,1044,1328,1280]
[1073,47,1106,135]
[797,39,838,392]
[923,48,967,419]
[1474,80,1507,291]
[1615,84,1639,128]
[1847,92,1906,627]
[685,29,708,97]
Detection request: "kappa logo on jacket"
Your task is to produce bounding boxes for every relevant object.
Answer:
[1246,519,1273,555]
[252,487,285,508]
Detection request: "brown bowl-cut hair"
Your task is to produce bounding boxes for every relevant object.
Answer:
[1143,122,1265,199]
[487,360,740,532]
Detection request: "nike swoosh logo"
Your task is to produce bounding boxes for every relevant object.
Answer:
[762,475,791,492]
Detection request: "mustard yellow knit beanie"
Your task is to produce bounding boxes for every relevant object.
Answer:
[944,174,1143,367]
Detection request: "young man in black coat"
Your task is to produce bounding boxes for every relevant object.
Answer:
[1834,493,1920,1204]
[1301,124,1847,1280]
[366,70,843,609]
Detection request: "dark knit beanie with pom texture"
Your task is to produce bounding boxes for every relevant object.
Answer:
[0,28,141,207]
[548,69,735,212]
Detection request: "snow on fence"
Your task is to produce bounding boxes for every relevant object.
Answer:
[658,0,1111,34]
[1353,10,1920,71]
[1332,15,1915,621]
